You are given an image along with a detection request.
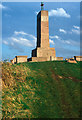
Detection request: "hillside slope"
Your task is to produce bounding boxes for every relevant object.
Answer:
[2,61,80,118]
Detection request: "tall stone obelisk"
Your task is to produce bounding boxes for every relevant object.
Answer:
[37,10,50,48]
[29,2,56,62]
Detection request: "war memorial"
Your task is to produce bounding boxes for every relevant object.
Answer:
[11,3,82,64]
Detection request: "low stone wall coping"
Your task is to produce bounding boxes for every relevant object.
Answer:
[15,56,27,58]
[74,56,82,58]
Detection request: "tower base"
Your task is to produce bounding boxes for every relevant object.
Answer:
[28,47,56,62]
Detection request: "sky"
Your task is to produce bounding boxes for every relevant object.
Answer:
[1,2,80,61]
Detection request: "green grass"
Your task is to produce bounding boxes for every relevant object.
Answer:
[2,61,81,119]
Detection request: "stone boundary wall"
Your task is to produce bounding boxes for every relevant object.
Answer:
[56,57,63,61]
[11,56,27,64]
[74,56,82,61]
[31,57,47,62]
[16,56,27,63]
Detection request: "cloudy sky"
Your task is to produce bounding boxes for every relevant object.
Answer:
[2,2,80,60]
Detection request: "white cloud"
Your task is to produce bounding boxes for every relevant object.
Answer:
[58,38,80,46]
[49,8,70,18]
[71,26,80,35]
[52,34,79,46]
[35,11,39,15]
[73,25,80,29]
[11,37,19,42]
[0,4,7,9]
[3,30,37,53]
[49,39,55,45]
[72,29,80,35]
[11,37,34,47]
[14,31,37,42]
[62,40,71,44]
[4,31,37,49]
[65,41,71,44]
[59,29,67,34]
[14,31,27,35]
[50,35,60,39]
[27,34,37,41]
[3,40,8,45]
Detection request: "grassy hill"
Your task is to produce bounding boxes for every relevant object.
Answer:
[2,61,81,119]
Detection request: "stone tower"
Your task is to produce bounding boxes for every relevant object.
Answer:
[28,3,56,62]
[37,11,50,48]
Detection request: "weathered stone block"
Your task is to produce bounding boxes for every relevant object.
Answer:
[16,56,27,63]
[31,57,47,62]
[11,56,27,64]
[74,56,82,61]
[67,59,77,63]
[56,57,63,61]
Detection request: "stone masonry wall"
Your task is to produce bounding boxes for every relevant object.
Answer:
[56,57,63,61]
[16,56,27,63]
[74,56,82,61]
[31,57,47,62]
[37,47,55,58]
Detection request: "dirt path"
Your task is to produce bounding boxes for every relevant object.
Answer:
[51,69,76,118]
